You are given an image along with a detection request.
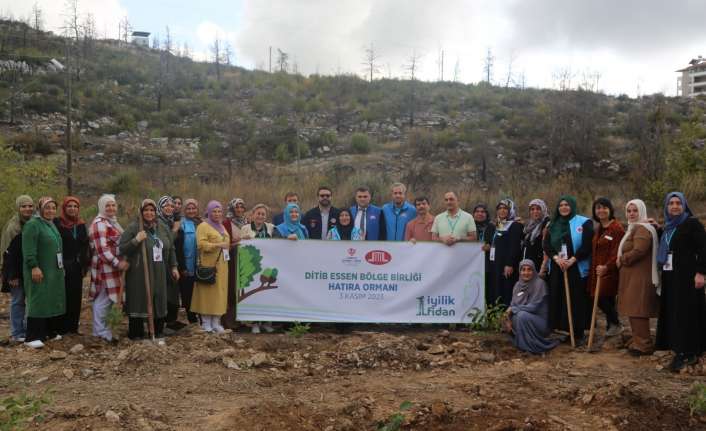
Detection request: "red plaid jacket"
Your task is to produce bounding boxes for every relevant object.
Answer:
[89,216,123,302]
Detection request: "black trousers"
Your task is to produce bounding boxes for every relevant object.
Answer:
[128,317,165,339]
[179,275,197,323]
[61,265,83,334]
[26,316,63,342]
[598,296,620,327]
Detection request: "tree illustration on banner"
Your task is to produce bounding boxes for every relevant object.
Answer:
[237,245,279,302]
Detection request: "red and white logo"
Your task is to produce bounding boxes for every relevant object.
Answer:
[365,250,392,265]
[347,248,356,256]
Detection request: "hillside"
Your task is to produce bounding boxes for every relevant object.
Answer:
[2,18,706,218]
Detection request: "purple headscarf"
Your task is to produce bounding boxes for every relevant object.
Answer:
[205,200,226,235]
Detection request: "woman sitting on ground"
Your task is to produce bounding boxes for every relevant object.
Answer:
[504,259,560,354]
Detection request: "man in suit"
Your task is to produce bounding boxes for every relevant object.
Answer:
[302,186,340,240]
[349,186,386,241]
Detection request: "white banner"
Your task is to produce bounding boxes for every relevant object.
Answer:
[236,240,485,323]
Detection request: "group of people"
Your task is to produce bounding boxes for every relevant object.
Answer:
[1,184,705,372]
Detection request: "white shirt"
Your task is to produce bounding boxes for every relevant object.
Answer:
[320,208,330,240]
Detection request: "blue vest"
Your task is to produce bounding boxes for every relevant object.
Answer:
[349,205,383,241]
[569,215,591,278]
[382,201,417,241]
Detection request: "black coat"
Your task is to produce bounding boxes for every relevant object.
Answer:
[543,218,594,335]
[656,217,706,355]
[522,218,549,272]
[302,207,341,240]
[1,233,22,292]
[487,221,524,306]
[53,220,90,274]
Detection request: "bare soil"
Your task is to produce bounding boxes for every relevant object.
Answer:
[1,295,705,431]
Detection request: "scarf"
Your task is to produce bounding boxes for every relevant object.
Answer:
[157,195,175,226]
[276,203,307,239]
[250,222,272,238]
[226,198,247,228]
[510,259,548,307]
[618,199,660,287]
[95,194,124,234]
[495,198,517,231]
[59,196,84,229]
[0,195,34,269]
[657,191,692,265]
[548,195,577,252]
[205,200,226,235]
[472,203,490,231]
[523,199,548,243]
[335,209,355,240]
[140,199,158,229]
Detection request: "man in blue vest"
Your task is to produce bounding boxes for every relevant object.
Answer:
[382,183,416,241]
[349,186,386,241]
[302,186,340,240]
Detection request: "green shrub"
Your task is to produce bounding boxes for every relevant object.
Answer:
[0,391,52,431]
[467,299,506,332]
[9,133,53,155]
[275,143,290,162]
[350,133,370,154]
[689,383,706,416]
[104,169,142,195]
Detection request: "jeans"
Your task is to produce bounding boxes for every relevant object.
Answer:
[10,286,26,339]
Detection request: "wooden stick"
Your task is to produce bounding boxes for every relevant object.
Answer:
[588,276,602,349]
[139,217,156,341]
[563,270,576,348]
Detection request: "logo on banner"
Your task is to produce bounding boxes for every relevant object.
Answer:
[342,248,362,266]
[365,250,391,265]
[416,295,456,317]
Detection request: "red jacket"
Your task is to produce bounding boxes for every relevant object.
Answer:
[587,219,625,297]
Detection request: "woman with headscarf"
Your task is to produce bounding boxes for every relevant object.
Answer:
[89,194,128,343]
[119,199,179,342]
[587,197,625,339]
[240,204,275,239]
[22,197,65,348]
[328,208,363,240]
[522,199,550,274]
[191,201,231,334]
[655,192,706,372]
[157,195,185,331]
[239,203,276,334]
[543,196,594,345]
[222,197,246,330]
[487,198,523,307]
[1,195,34,342]
[175,198,201,324]
[473,203,496,307]
[273,203,309,240]
[53,196,90,335]
[617,199,659,356]
[505,259,560,354]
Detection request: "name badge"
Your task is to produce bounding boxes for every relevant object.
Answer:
[605,235,613,241]
[489,247,496,262]
[560,244,568,259]
[57,253,64,269]
[517,291,524,296]
[153,245,163,262]
[223,249,231,262]
[663,253,673,271]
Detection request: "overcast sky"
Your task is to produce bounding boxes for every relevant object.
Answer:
[2,0,704,96]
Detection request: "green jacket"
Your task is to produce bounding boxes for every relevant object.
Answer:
[22,217,66,318]
[119,220,177,319]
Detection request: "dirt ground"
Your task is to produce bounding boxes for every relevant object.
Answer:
[1,294,705,431]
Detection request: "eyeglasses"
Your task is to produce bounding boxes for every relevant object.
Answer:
[319,194,331,198]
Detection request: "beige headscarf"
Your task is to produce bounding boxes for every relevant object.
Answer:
[617,199,659,288]
[0,195,34,269]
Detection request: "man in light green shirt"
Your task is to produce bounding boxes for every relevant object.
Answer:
[431,192,477,246]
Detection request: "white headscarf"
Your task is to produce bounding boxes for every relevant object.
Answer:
[95,194,123,234]
[617,199,659,288]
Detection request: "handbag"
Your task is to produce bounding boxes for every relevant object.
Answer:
[195,249,222,285]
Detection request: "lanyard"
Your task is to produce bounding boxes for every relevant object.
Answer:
[42,220,62,250]
[664,229,676,248]
[147,229,162,248]
[446,213,460,233]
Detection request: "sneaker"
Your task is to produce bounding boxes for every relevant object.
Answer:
[156,338,167,346]
[605,324,624,337]
[212,323,226,334]
[251,324,261,334]
[52,334,62,341]
[11,336,26,343]
[25,340,45,349]
[262,323,275,333]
